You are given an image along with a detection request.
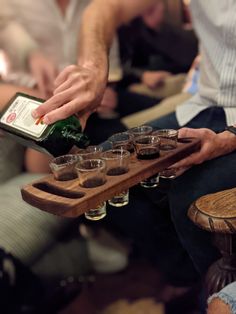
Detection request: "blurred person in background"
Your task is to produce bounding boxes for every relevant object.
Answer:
[122,54,200,128]
[0,0,126,143]
[118,0,197,93]
[115,0,198,118]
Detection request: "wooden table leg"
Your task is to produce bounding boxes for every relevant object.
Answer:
[205,233,236,296]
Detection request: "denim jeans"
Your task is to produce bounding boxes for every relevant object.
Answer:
[208,282,236,313]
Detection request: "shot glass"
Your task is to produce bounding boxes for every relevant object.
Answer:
[133,135,160,188]
[152,129,178,179]
[75,159,107,220]
[128,125,153,138]
[108,132,134,153]
[49,154,79,181]
[77,145,103,160]
[101,149,130,207]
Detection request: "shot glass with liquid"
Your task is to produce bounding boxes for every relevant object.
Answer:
[152,129,178,179]
[128,125,153,138]
[102,149,130,207]
[49,154,79,181]
[108,132,134,153]
[75,158,107,220]
[133,135,160,188]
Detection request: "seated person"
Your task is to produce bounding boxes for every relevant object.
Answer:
[118,0,198,98]
[122,55,200,128]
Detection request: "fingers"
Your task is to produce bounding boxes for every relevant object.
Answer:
[170,152,199,169]
[42,97,90,124]
[54,65,78,88]
[77,111,91,130]
[178,127,199,138]
[32,87,76,119]
[31,64,106,124]
[53,77,75,95]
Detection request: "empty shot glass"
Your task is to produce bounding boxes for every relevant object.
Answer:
[152,129,178,179]
[102,149,130,207]
[76,159,107,220]
[108,132,134,153]
[134,135,160,188]
[77,145,103,160]
[49,154,79,181]
[128,125,153,138]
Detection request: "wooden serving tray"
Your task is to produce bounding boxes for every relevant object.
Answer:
[21,138,200,218]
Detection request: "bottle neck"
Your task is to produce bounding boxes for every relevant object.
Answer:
[62,128,90,148]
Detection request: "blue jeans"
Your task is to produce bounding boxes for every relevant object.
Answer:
[208,282,236,313]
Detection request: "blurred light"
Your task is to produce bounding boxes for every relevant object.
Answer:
[0,50,9,78]
[183,0,191,5]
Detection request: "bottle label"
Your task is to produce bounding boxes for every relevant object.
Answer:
[0,95,47,138]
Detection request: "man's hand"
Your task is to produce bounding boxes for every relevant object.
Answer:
[142,70,171,89]
[32,64,107,125]
[171,127,236,170]
[28,50,58,98]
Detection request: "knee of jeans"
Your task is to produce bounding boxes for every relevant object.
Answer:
[207,297,232,314]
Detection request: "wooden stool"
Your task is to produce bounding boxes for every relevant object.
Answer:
[188,188,236,296]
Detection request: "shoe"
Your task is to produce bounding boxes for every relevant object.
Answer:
[79,225,130,274]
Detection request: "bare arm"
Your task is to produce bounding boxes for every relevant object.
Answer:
[33,0,157,125]
[78,0,157,71]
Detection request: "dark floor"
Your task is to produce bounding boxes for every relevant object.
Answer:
[59,259,202,314]
[59,259,162,314]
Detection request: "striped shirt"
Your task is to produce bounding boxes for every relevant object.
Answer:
[176,0,236,126]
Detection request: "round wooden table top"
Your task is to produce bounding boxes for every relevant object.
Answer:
[188,188,236,234]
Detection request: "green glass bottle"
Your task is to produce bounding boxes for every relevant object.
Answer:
[0,92,90,156]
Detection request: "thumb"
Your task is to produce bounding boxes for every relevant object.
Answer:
[76,111,91,131]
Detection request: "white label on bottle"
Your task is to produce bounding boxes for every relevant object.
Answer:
[0,95,47,138]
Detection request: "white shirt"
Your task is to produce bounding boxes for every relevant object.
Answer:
[176,0,236,126]
[0,0,122,83]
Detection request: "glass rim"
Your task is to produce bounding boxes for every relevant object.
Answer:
[133,134,160,144]
[85,145,103,153]
[128,125,153,134]
[75,158,106,171]
[108,131,133,142]
[101,149,130,160]
[152,129,178,137]
[50,154,78,167]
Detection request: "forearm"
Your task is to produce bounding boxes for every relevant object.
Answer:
[78,0,157,75]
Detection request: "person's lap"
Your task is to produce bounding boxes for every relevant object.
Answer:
[106,106,234,283]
